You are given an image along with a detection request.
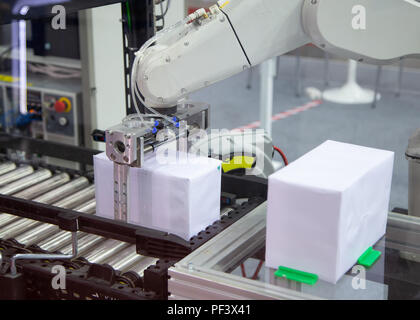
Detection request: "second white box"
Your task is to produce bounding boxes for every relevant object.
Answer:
[265,140,394,283]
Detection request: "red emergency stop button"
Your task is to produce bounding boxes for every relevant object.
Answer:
[54,100,66,113]
[53,97,71,113]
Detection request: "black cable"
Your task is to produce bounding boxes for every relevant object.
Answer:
[219,7,252,66]
[156,0,170,19]
[155,0,170,31]
[159,0,165,29]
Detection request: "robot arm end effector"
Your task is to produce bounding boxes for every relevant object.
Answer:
[135,0,420,109]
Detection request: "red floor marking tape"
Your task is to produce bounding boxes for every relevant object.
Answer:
[232,100,323,132]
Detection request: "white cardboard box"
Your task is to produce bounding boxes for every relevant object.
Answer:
[265,140,394,283]
[94,152,222,240]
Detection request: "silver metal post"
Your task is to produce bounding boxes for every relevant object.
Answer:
[396,58,404,98]
[295,49,302,97]
[246,67,253,90]
[372,65,382,109]
[275,56,281,80]
[259,58,277,138]
[10,231,78,276]
[324,51,330,89]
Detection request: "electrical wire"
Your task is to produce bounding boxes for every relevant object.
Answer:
[156,0,170,19]
[159,1,165,29]
[28,63,81,79]
[240,260,265,280]
[132,52,175,123]
[240,263,247,278]
[132,50,174,124]
[156,0,170,31]
[273,146,289,166]
[125,1,132,31]
[131,16,190,125]
[162,0,171,17]
[130,53,145,122]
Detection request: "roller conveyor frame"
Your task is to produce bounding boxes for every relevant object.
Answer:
[0,134,268,300]
[0,175,267,259]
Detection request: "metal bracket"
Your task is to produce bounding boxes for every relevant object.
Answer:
[10,225,79,276]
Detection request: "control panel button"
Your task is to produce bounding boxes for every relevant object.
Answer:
[58,117,68,127]
[54,100,67,113]
[53,97,72,113]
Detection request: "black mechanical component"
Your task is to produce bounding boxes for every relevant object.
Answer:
[221,174,268,199]
[121,0,156,115]
[57,212,80,232]
[0,273,26,300]
[91,129,106,143]
[0,243,153,300]
[392,207,409,215]
[120,270,143,288]
[221,192,237,206]
[8,261,155,299]
[143,259,176,299]
[0,133,101,167]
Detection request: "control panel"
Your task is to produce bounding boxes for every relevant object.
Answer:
[0,74,83,147]
[44,94,76,137]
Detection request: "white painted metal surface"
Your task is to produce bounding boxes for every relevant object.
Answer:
[259,58,277,137]
[79,4,126,150]
[323,60,379,104]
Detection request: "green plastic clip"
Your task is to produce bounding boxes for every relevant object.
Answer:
[274,266,318,286]
[358,247,381,268]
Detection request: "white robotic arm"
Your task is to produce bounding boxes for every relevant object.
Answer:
[135,0,420,109]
